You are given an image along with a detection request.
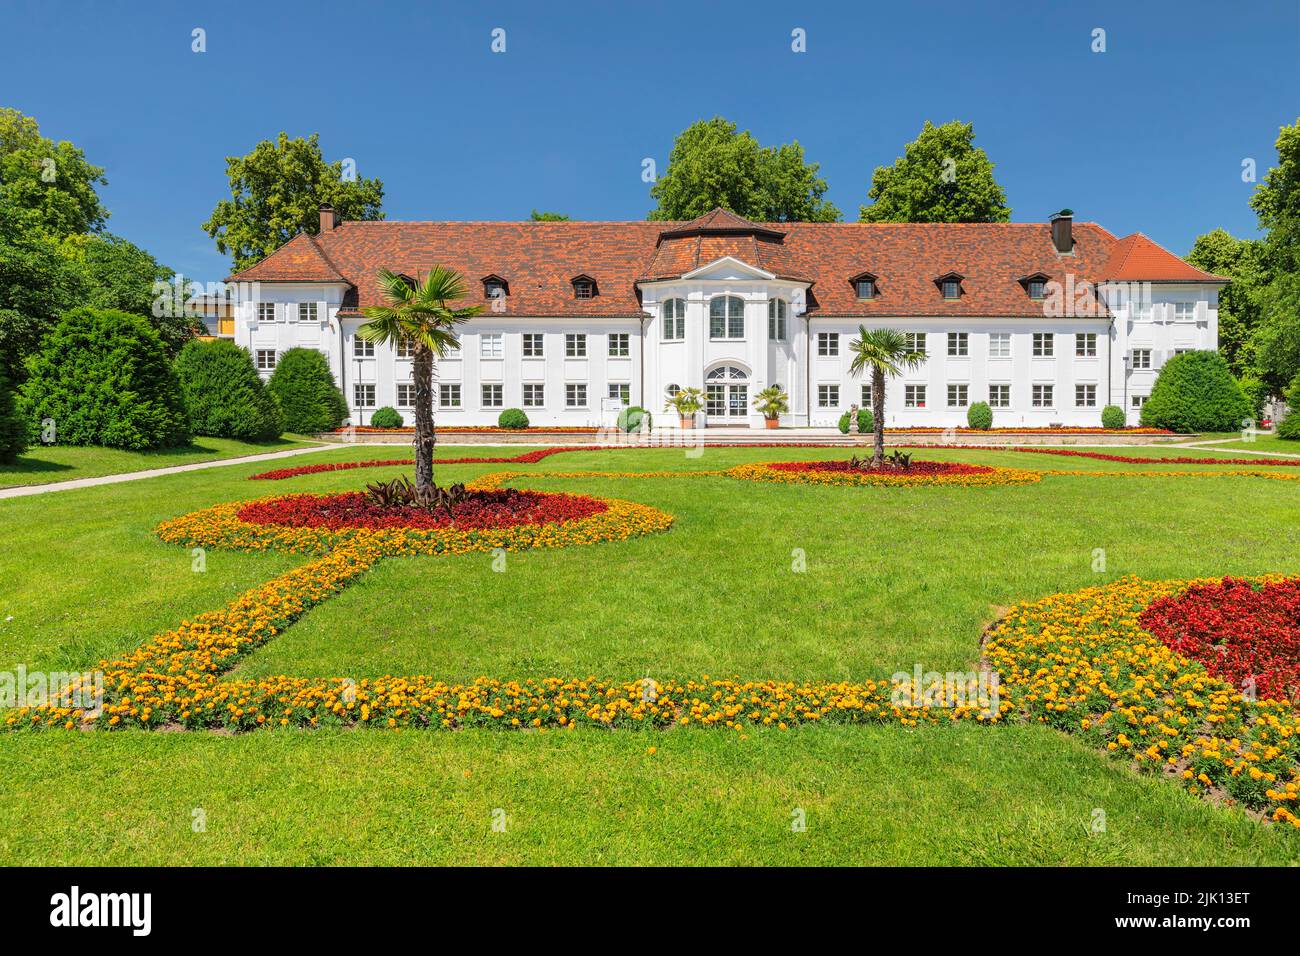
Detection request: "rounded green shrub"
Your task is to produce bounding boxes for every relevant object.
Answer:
[266,347,349,434]
[856,408,873,434]
[1277,410,1300,440]
[837,411,851,434]
[497,408,529,429]
[18,307,189,450]
[0,372,26,464]
[1237,375,1270,421]
[616,406,651,433]
[1139,351,1253,434]
[174,339,282,441]
[966,401,993,430]
[1101,404,1126,430]
[369,406,404,429]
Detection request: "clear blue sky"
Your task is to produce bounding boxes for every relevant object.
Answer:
[2,0,1296,284]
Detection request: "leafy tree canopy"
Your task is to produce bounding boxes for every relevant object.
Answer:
[1186,228,1268,376]
[1250,120,1300,273]
[530,210,570,221]
[858,120,1011,223]
[648,117,841,222]
[0,106,108,238]
[204,132,385,272]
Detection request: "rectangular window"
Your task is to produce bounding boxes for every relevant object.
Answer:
[768,314,786,340]
[353,383,375,408]
[860,384,873,409]
[942,279,961,299]
[354,337,374,358]
[1075,384,1097,407]
[481,384,503,408]
[565,383,587,408]
[396,383,414,408]
[396,339,415,359]
[523,384,544,407]
[817,332,839,357]
[438,384,461,408]
[947,332,969,357]
[297,302,318,322]
[1131,301,1153,321]
[255,349,276,370]
[1028,279,1045,300]
[607,383,630,405]
[1075,333,1097,358]
[904,384,926,408]
[817,384,839,408]
[565,333,587,358]
[480,333,503,359]
[1131,394,1148,410]
[608,333,629,357]
[1174,302,1197,322]
[988,332,1011,358]
[988,384,1011,408]
[855,279,875,299]
[1032,333,1054,358]
[664,314,685,340]
[522,333,544,358]
[904,332,926,355]
[1032,384,1054,408]
[1131,348,1152,370]
[947,383,969,407]
[256,303,275,323]
[442,339,460,358]
[574,281,594,299]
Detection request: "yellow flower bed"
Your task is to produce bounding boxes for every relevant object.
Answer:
[725,462,1043,488]
[984,575,1300,829]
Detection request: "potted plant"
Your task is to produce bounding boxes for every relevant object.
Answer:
[664,386,704,429]
[752,385,789,429]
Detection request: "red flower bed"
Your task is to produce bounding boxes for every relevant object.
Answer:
[995,447,1300,467]
[236,489,608,531]
[768,459,997,476]
[1139,577,1300,706]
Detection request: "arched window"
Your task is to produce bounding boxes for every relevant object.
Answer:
[704,365,749,418]
[709,295,745,339]
[768,299,787,340]
[706,365,748,381]
[662,298,686,341]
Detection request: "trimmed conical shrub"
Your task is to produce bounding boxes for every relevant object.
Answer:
[174,339,283,441]
[18,307,189,449]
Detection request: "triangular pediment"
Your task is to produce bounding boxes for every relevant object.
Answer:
[681,256,775,281]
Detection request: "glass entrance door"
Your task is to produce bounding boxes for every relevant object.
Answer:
[706,383,748,418]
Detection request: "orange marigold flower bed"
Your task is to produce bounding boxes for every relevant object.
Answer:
[726,460,1042,488]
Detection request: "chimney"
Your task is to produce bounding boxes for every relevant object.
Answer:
[318,203,337,233]
[1049,208,1073,254]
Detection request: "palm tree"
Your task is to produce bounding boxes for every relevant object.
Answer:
[359,267,483,495]
[847,326,928,466]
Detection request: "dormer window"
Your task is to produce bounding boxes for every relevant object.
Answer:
[482,275,508,300]
[850,272,877,300]
[571,275,597,299]
[934,272,964,300]
[1018,272,1050,301]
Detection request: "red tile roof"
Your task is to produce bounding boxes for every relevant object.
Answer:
[1101,232,1227,283]
[228,211,1219,318]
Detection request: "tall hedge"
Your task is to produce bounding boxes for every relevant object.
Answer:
[174,339,282,441]
[1139,350,1252,434]
[266,347,349,434]
[0,372,26,464]
[18,307,189,449]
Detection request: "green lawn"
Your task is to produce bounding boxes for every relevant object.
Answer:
[0,435,316,488]
[1185,434,1300,455]
[2,441,1299,865]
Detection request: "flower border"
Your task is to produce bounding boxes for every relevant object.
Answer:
[724,460,1044,488]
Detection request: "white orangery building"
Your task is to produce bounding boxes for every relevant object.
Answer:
[228,205,1224,429]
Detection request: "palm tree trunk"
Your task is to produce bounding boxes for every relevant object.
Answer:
[412,346,435,494]
[872,368,886,466]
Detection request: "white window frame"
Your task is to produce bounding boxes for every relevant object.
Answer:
[709,295,745,340]
[662,299,686,341]
[947,332,969,357]
[904,332,926,355]
[353,383,375,408]
[947,383,969,407]
[255,349,276,371]
[354,337,375,358]
[768,299,788,340]
[565,383,588,408]
[1031,384,1054,408]
[904,384,926,408]
[522,333,544,358]
[1075,383,1097,407]
[1032,333,1054,358]
[1075,333,1097,358]
[608,333,630,357]
[396,339,415,359]
[1131,348,1152,370]
[297,302,318,323]
[481,383,503,408]
[817,332,839,357]
[860,384,873,409]
[438,383,462,408]
[988,383,1011,408]
[480,333,503,359]
[817,384,839,408]
[607,383,630,405]
[256,302,276,323]
[988,332,1011,359]
[1174,302,1197,322]
[396,383,415,408]
[523,383,545,408]
[565,333,587,358]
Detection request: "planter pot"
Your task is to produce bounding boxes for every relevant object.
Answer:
[680,415,696,429]
[764,418,779,429]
